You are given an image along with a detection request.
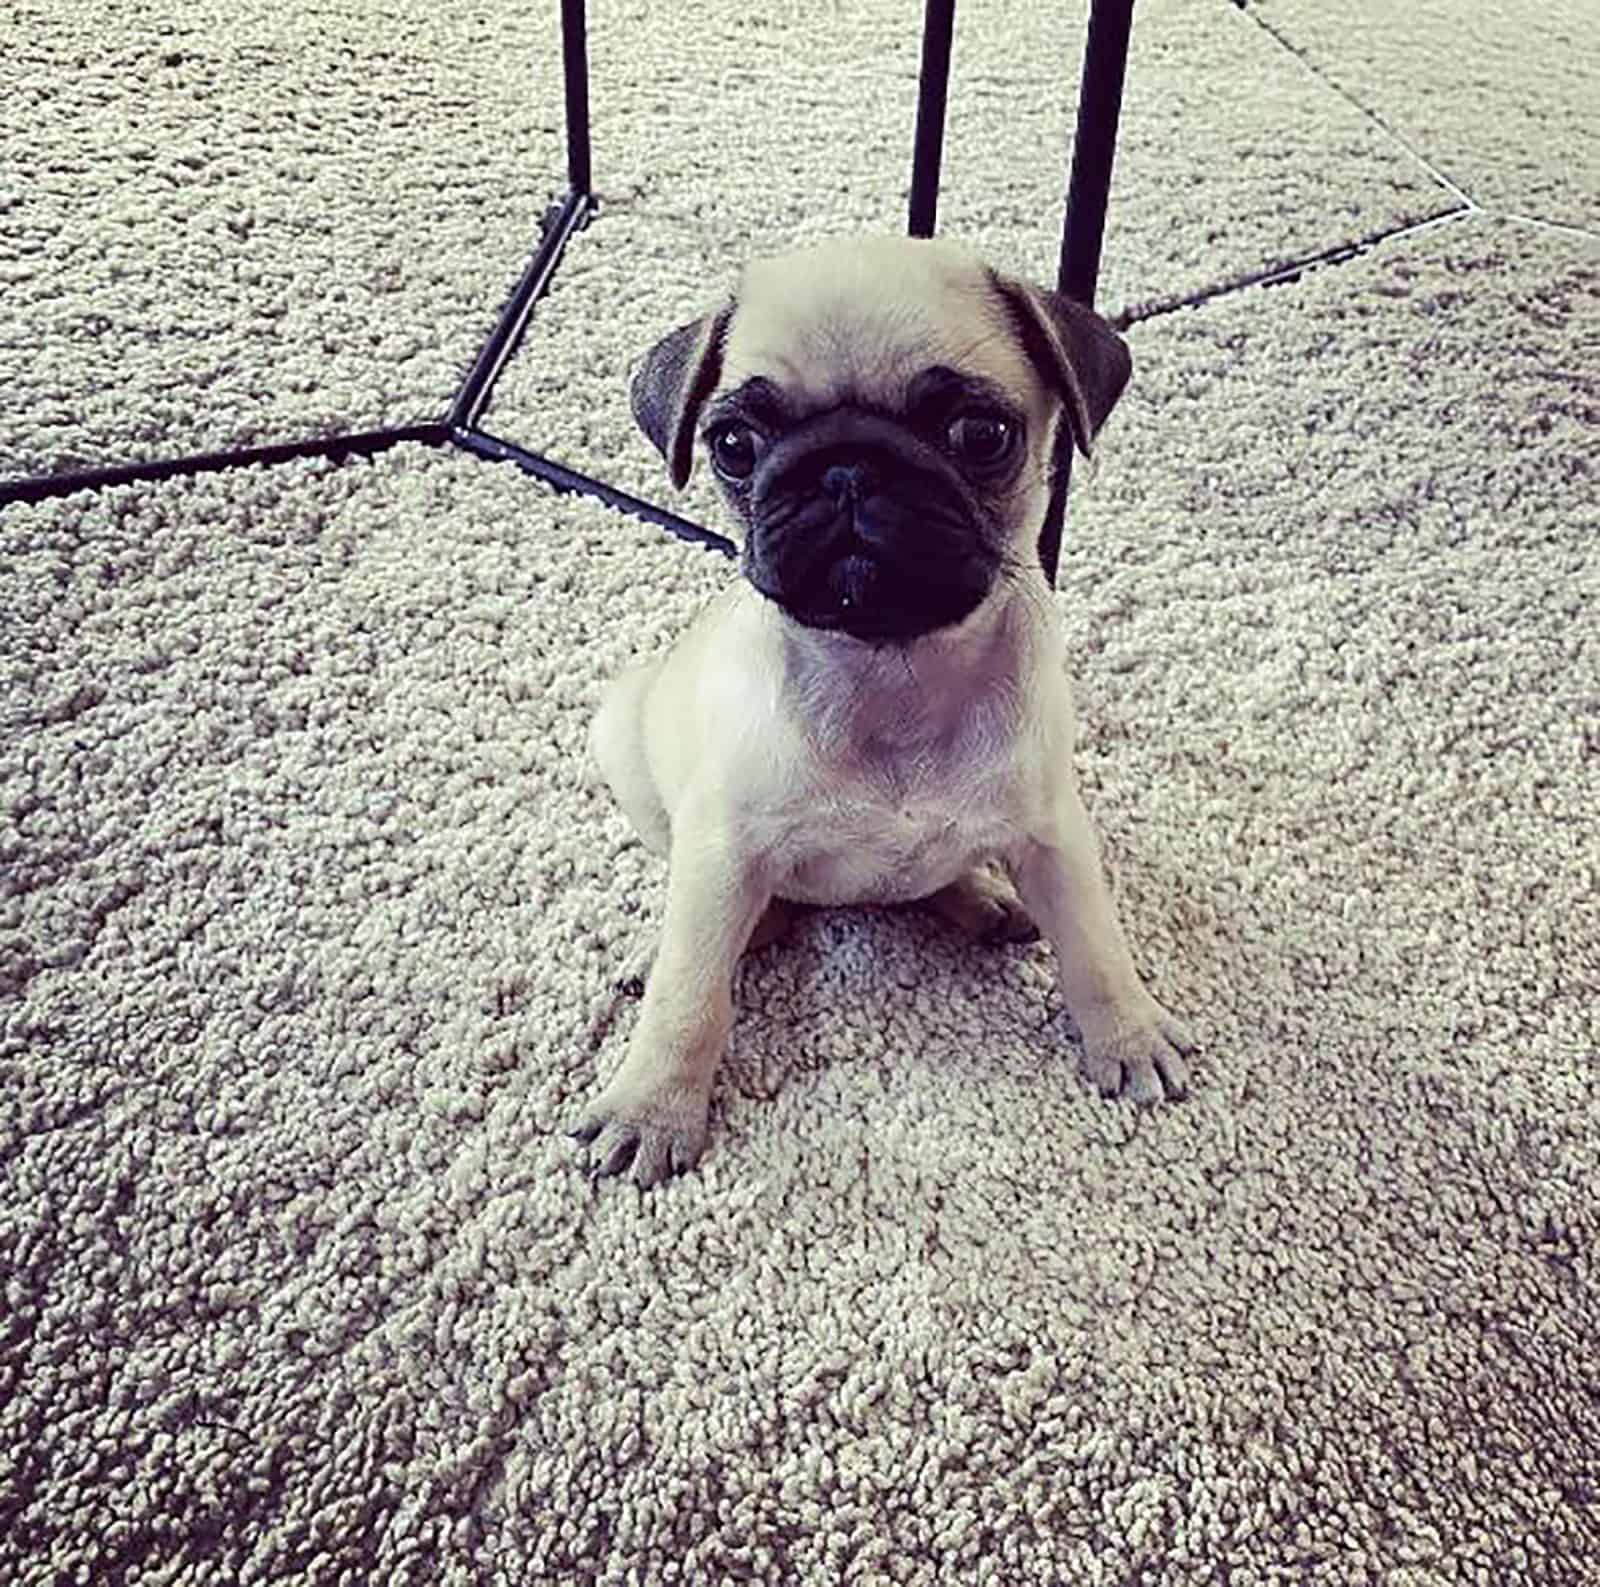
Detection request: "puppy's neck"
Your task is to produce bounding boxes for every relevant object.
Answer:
[765,577,1053,757]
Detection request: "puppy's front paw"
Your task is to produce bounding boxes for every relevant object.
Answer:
[1079,1002,1196,1104]
[569,1074,711,1188]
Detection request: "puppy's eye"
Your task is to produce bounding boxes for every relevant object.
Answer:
[708,422,763,481]
[945,412,1017,469]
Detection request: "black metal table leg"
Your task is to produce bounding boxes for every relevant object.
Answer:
[562,0,593,198]
[907,0,957,237]
[445,0,595,437]
[1038,0,1136,584]
[447,194,592,434]
[3,0,1139,543]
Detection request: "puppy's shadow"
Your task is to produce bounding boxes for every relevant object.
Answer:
[722,902,1050,1105]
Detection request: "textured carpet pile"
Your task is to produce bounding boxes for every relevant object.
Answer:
[3,1,1598,1583]
[1,0,563,481]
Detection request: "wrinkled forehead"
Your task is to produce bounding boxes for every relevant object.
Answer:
[718,237,1039,413]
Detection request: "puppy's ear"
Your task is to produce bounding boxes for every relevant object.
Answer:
[990,274,1131,457]
[630,303,734,489]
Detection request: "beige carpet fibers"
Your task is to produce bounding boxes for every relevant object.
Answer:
[485,0,1460,487]
[569,0,1453,293]
[2,0,562,483]
[1244,0,1600,231]
[4,0,1600,1583]
[5,205,1599,1579]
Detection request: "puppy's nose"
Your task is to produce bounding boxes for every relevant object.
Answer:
[822,461,872,502]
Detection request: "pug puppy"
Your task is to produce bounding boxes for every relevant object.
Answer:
[575,234,1194,1187]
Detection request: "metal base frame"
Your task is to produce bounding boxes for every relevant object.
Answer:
[2,0,1137,588]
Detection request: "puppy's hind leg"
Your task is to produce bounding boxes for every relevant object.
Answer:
[924,860,1040,945]
[589,660,671,858]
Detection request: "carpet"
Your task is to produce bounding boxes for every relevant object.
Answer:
[483,0,1463,499]
[1,0,563,482]
[3,1,1599,1583]
[1243,0,1599,231]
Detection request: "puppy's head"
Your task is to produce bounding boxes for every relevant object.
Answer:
[631,235,1130,644]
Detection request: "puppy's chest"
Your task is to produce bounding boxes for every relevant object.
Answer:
[768,731,1023,907]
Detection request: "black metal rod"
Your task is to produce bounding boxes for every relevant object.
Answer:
[452,428,737,558]
[1038,0,1135,584]
[562,0,592,196]
[0,423,449,509]
[907,0,957,237]
[446,189,591,434]
[1117,203,1470,330]
[1057,0,1134,308]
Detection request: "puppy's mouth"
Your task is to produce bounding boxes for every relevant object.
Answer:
[747,547,886,639]
[743,435,1001,644]
[745,540,987,644]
